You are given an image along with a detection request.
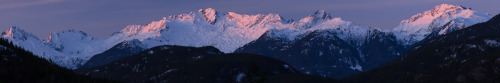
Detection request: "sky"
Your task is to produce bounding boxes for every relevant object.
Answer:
[0,0,499,38]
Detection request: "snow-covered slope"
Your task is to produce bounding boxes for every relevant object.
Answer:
[109,8,290,53]
[264,10,371,48]
[44,30,109,58]
[393,4,491,45]
[0,8,290,69]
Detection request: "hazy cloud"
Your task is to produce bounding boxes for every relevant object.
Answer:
[0,0,64,10]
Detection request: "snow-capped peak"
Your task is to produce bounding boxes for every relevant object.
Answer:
[44,29,98,52]
[114,17,167,36]
[1,26,40,41]
[45,29,93,42]
[268,10,371,43]
[399,4,470,25]
[261,13,285,24]
[1,26,20,38]
[312,10,332,19]
[393,4,491,45]
[299,10,332,23]
[429,4,468,16]
[199,8,218,24]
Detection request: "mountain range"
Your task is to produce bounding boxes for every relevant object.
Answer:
[0,4,493,79]
[343,13,500,83]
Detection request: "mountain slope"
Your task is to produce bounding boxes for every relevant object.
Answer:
[393,4,491,45]
[235,23,405,78]
[76,45,337,83]
[1,27,91,69]
[0,38,117,83]
[343,14,500,83]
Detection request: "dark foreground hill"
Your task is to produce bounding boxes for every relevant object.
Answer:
[76,45,338,83]
[0,38,117,83]
[343,14,500,83]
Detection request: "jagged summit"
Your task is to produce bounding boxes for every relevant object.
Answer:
[400,4,472,25]
[266,10,369,42]
[46,29,93,41]
[430,4,469,15]
[44,29,98,51]
[1,26,40,41]
[299,10,332,24]
[114,17,167,37]
[199,8,218,24]
[262,13,285,24]
[312,10,332,19]
[1,26,21,38]
[226,12,285,28]
[46,29,95,41]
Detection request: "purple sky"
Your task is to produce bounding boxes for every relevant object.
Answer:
[1,0,499,38]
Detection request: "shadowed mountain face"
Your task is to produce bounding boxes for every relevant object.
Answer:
[235,29,407,78]
[343,14,500,83]
[0,38,117,83]
[76,45,338,83]
[80,39,146,68]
